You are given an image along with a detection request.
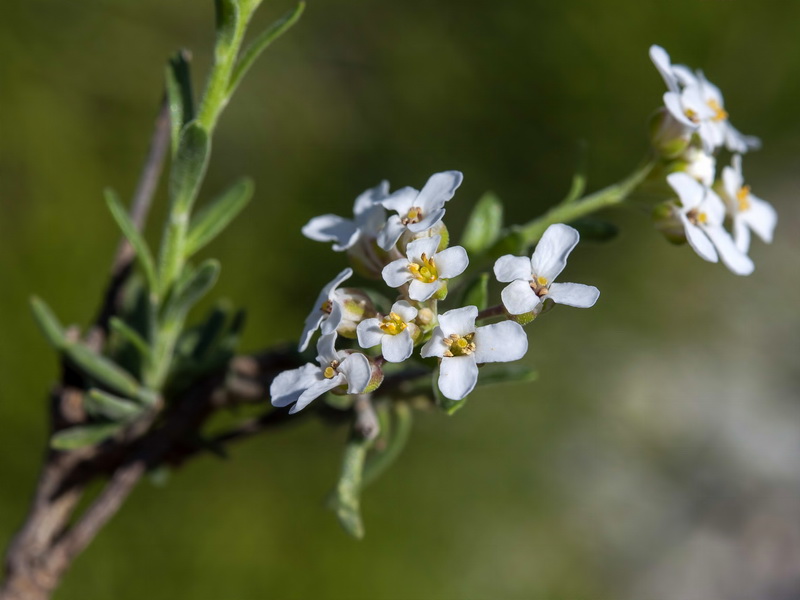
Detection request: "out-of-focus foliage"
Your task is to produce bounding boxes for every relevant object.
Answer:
[0,0,799,598]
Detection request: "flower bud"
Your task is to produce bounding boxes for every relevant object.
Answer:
[398,221,449,254]
[667,147,716,187]
[335,289,376,339]
[652,201,686,245]
[649,107,692,159]
[510,311,536,326]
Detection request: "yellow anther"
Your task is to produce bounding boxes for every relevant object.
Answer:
[378,312,407,336]
[408,253,439,283]
[442,332,476,357]
[320,299,333,314]
[401,206,423,225]
[530,274,550,297]
[323,366,336,379]
[707,99,728,122]
[536,275,548,286]
[684,108,700,124]
[736,185,751,212]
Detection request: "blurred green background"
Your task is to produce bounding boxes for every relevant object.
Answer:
[1,0,799,598]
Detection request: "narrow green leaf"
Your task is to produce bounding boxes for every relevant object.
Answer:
[85,388,143,421]
[461,191,504,255]
[185,178,254,256]
[331,433,370,539]
[460,273,489,311]
[477,364,538,387]
[105,189,158,292]
[362,403,412,488]
[63,342,142,398]
[165,50,195,156]
[164,259,221,321]
[569,217,619,242]
[169,122,210,215]
[109,317,151,361]
[214,0,241,52]
[30,296,66,349]
[228,2,306,95]
[51,423,124,451]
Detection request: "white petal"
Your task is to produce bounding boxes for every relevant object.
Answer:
[721,164,741,204]
[493,255,532,283]
[353,180,390,217]
[672,65,698,87]
[406,235,441,262]
[301,215,358,250]
[298,310,325,352]
[320,301,343,336]
[382,258,413,288]
[547,283,600,308]
[270,363,320,408]
[744,195,777,244]
[421,327,446,358]
[315,332,339,366]
[293,375,344,413]
[437,356,479,401]
[663,92,698,128]
[501,280,540,315]
[473,321,528,364]
[377,216,407,251]
[381,329,414,363]
[416,170,463,213]
[649,45,679,93]
[356,318,384,349]
[391,301,418,322]
[339,353,372,393]
[408,279,442,302]
[380,186,419,214]
[530,224,580,283]
[700,187,726,226]
[667,172,704,211]
[408,208,446,233]
[705,225,754,276]
[434,245,469,279]
[733,216,752,254]
[438,306,478,337]
[679,214,718,263]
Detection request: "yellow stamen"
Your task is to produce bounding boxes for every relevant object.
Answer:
[736,185,751,212]
[530,274,550,297]
[401,206,423,225]
[707,99,728,122]
[408,253,439,283]
[320,299,333,314]
[442,332,476,357]
[323,366,336,379]
[686,208,708,226]
[378,312,407,336]
[684,108,700,124]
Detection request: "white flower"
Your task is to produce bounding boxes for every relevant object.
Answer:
[667,172,754,275]
[301,181,388,251]
[650,45,760,155]
[382,235,468,301]
[420,306,528,401]
[720,155,777,253]
[271,333,372,414]
[377,170,463,251]
[356,301,418,363]
[493,224,599,315]
[298,268,352,352]
[682,147,716,187]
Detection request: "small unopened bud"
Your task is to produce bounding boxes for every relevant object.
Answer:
[416,307,435,327]
[335,289,376,339]
[669,147,715,187]
[510,311,536,326]
[652,201,687,245]
[364,360,384,393]
[398,222,449,254]
[649,108,692,159]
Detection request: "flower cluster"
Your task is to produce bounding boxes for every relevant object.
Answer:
[649,45,777,275]
[270,171,599,410]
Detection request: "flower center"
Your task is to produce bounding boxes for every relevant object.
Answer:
[323,360,340,379]
[684,108,700,124]
[378,312,407,336]
[320,299,333,314]
[686,208,708,226]
[408,253,439,283]
[442,332,476,358]
[529,274,550,297]
[401,207,423,225]
[736,185,751,212]
[707,99,728,122]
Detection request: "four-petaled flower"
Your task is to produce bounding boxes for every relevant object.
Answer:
[667,172,754,275]
[299,268,352,352]
[421,306,528,401]
[302,181,388,251]
[271,334,372,414]
[377,170,463,251]
[649,45,759,155]
[493,224,599,315]
[356,301,418,363]
[720,154,777,253]
[382,235,468,301]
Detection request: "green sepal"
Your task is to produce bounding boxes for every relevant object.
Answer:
[461,191,503,255]
[185,178,254,257]
[105,189,158,292]
[169,122,210,216]
[85,388,144,421]
[569,217,619,243]
[30,296,66,349]
[165,50,195,156]
[50,423,124,451]
[460,273,489,311]
[476,363,537,387]
[109,317,152,361]
[362,402,412,488]
[228,2,306,95]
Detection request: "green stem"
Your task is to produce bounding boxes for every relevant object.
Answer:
[517,156,657,246]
